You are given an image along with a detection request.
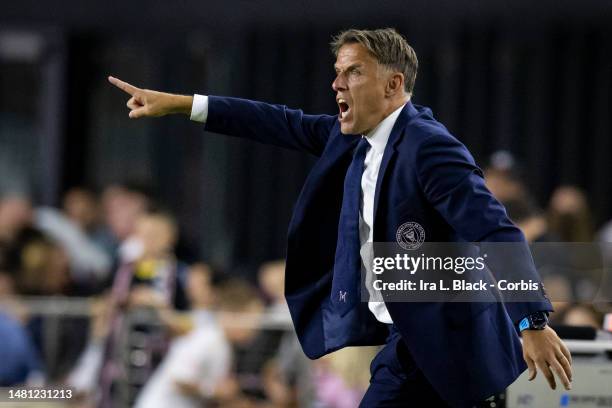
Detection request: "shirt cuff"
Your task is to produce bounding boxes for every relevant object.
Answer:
[190,94,209,123]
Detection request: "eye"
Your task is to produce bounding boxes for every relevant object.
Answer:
[348,67,361,76]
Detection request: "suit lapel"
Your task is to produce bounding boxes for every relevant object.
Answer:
[372,102,418,236]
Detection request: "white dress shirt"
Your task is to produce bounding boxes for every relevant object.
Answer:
[359,104,405,324]
[191,96,405,324]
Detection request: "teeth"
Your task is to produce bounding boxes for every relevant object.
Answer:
[338,98,346,104]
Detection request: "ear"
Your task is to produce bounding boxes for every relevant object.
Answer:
[385,72,405,97]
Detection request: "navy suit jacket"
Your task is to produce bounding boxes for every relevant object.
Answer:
[204,96,553,407]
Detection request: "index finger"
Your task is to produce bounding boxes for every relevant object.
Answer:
[108,76,140,95]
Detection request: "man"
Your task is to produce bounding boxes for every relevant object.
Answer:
[109,28,572,407]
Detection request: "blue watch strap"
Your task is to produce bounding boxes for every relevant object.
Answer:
[519,317,530,331]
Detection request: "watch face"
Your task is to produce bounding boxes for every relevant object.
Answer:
[531,313,548,329]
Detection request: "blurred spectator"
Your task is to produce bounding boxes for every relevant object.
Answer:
[1,225,89,381]
[258,260,291,325]
[0,192,33,246]
[213,279,265,407]
[561,304,602,329]
[542,275,573,326]
[230,261,289,403]
[68,184,155,264]
[262,335,314,408]
[0,271,44,386]
[183,263,217,311]
[65,295,112,398]
[128,210,188,309]
[134,263,231,408]
[62,187,101,233]
[502,197,553,242]
[34,206,112,291]
[0,270,28,323]
[483,151,527,202]
[257,260,314,407]
[0,188,111,294]
[313,346,378,408]
[9,229,72,296]
[0,312,44,386]
[547,185,594,242]
[104,184,150,248]
[137,276,267,408]
[545,186,600,312]
[97,209,189,406]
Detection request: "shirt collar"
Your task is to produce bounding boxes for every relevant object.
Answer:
[363,103,407,152]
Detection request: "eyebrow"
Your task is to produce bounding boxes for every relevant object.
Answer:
[334,63,362,72]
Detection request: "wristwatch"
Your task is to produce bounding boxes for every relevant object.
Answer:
[518,311,549,332]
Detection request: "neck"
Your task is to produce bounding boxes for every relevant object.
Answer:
[386,94,410,116]
[365,95,410,136]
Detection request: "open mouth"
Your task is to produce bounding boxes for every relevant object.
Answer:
[337,98,350,120]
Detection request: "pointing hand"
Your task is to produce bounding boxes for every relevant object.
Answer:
[108,76,193,118]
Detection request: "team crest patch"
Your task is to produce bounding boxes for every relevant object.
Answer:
[396,222,425,250]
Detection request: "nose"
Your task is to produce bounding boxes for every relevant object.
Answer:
[332,73,347,92]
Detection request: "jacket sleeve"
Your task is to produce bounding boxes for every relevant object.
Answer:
[415,132,553,323]
[204,95,336,157]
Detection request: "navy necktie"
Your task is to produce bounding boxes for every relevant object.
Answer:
[331,137,370,316]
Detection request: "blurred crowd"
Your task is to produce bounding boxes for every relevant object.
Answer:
[0,184,376,407]
[0,150,611,407]
[484,150,612,330]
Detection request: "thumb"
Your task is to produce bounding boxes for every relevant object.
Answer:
[525,357,537,381]
[129,107,147,119]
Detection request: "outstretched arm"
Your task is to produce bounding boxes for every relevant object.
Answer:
[108,76,335,156]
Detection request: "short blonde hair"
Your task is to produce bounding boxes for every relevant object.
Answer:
[331,28,418,94]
